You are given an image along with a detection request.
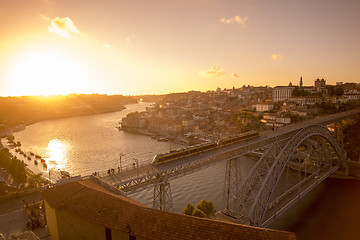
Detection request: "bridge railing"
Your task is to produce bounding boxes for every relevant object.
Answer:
[93,161,153,179]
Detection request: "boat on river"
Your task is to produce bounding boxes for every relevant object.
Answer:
[60,171,71,178]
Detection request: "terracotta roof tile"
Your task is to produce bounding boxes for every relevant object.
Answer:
[42,179,296,240]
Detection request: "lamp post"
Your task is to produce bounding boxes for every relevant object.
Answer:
[119,153,123,172]
[134,158,139,178]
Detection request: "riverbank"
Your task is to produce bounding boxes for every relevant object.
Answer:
[1,104,129,139]
[2,102,161,179]
[0,136,60,190]
[120,126,205,146]
[0,105,138,185]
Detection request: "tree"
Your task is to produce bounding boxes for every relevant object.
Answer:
[183,203,195,216]
[0,150,27,184]
[335,87,344,96]
[192,209,206,218]
[292,86,300,97]
[196,199,215,218]
[14,160,27,184]
[326,85,335,95]
[183,199,216,218]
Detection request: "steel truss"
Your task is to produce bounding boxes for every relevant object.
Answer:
[114,149,253,211]
[224,157,242,216]
[153,174,173,211]
[230,124,347,227]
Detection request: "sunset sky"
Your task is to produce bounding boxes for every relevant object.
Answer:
[1,0,360,96]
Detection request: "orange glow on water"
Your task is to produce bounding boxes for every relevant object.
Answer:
[45,139,71,170]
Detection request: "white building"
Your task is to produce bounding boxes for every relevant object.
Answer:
[272,86,295,102]
[344,89,360,101]
[289,96,323,105]
[255,102,274,112]
[261,114,291,127]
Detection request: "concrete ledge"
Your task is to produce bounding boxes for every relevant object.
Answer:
[0,187,43,202]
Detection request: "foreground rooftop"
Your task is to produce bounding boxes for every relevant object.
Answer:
[42,178,296,240]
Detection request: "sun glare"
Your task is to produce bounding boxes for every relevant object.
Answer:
[45,139,71,170]
[4,48,92,96]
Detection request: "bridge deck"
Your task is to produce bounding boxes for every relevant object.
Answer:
[98,109,360,191]
[262,165,339,227]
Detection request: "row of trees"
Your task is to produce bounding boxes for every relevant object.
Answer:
[0,148,27,184]
[292,86,345,97]
[183,199,215,218]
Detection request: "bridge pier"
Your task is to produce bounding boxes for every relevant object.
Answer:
[153,174,173,212]
[332,121,345,147]
[224,157,242,214]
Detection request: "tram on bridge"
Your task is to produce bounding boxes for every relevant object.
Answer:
[151,131,259,165]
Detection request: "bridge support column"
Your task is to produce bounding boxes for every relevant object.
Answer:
[224,157,242,216]
[333,122,344,147]
[153,174,173,212]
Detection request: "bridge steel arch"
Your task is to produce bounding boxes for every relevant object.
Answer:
[234,124,347,227]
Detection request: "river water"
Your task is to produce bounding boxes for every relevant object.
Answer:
[8,103,360,239]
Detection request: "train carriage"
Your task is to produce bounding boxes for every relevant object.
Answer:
[152,131,259,165]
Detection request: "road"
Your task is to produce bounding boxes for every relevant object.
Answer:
[0,192,50,239]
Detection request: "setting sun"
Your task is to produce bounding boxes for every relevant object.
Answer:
[4,47,91,96]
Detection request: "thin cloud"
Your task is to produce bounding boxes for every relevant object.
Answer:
[39,14,50,21]
[199,66,227,78]
[103,44,111,48]
[126,34,136,44]
[199,66,238,79]
[271,54,284,60]
[48,17,79,39]
[219,15,248,26]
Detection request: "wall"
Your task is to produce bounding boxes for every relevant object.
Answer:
[347,160,360,178]
[56,210,131,240]
[44,200,59,240]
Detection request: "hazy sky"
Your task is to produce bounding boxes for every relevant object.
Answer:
[1,0,360,96]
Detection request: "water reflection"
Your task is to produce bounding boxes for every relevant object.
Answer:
[45,139,71,170]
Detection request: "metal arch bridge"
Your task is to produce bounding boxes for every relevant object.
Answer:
[96,109,360,225]
[223,124,347,227]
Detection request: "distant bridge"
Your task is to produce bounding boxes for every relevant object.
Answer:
[97,109,360,227]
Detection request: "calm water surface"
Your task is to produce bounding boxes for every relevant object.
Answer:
[14,102,179,176]
[10,102,360,240]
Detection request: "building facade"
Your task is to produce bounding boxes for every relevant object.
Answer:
[314,78,326,88]
[272,86,295,102]
[255,102,274,112]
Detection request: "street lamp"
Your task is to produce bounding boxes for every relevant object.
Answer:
[133,158,139,178]
[119,153,124,172]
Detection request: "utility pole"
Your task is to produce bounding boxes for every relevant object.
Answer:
[119,153,123,172]
[134,158,139,178]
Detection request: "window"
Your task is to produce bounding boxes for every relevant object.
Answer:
[105,228,112,240]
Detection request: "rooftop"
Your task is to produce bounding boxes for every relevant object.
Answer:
[42,179,296,240]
